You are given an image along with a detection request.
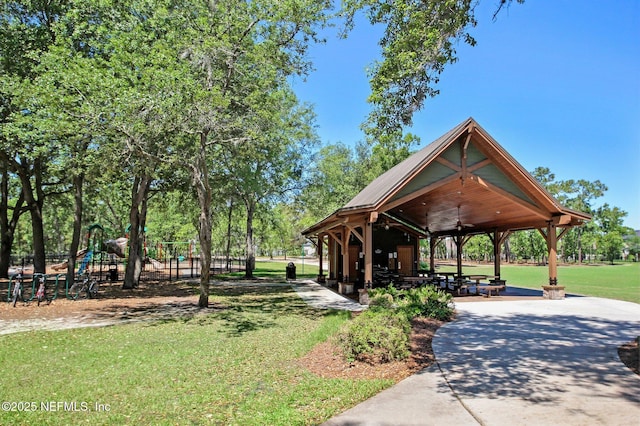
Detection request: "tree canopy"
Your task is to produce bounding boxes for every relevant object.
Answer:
[0,0,635,305]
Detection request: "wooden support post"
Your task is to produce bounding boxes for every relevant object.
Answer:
[488,230,510,284]
[494,231,501,279]
[429,236,436,275]
[317,234,324,282]
[364,222,373,287]
[342,226,350,283]
[327,234,335,280]
[455,234,463,278]
[547,221,558,286]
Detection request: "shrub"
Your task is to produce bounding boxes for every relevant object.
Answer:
[335,309,410,363]
[367,284,454,321]
[335,284,453,364]
[368,292,395,309]
[401,286,454,321]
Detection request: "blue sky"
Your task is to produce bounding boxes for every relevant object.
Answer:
[291,0,640,230]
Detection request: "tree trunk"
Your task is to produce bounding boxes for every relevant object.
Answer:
[16,158,47,274]
[245,199,255,278]
[504,238,511,263]
[66,173,84,287]
[0,168,25,278]
[577,228,583,264]
[192,132,212,308]
[197,197,212,307]
[226,199,233,271]
[123,175,151,289]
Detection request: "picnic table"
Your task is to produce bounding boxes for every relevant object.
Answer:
[402,276,429,287]
[467,275,492,295]
[437,271,459,282]
[465,275,506,297]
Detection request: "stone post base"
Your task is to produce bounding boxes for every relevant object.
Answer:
[338,282,354,295]
[358,289,369,305]
[316,274,326,284]
[542,285,565,300]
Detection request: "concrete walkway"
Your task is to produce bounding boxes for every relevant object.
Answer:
[292,280,364,311]
[313,285,640,426]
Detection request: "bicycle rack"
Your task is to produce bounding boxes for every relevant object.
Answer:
[66,273,87,300]
[7,273,35,304]
[6,275,16,303]
[65,274,74,300]
[22,274,37,302]
[51,273,65,300]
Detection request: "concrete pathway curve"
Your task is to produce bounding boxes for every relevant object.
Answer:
[323,293,640,426]
[292,280,364,311]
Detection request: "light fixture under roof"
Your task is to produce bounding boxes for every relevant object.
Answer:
[425,212,430,236]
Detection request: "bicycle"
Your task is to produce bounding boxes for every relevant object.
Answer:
[35,274,52,306]
[11,270,23,307]
[68,271,99,300]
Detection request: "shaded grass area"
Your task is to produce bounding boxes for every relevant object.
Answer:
[0,286,392,425]
[447,262,640,304]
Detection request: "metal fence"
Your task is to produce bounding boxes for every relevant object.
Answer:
[7,254,246,283]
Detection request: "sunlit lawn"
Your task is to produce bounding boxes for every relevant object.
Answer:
[247,259,639,304]
[217,259,319,280]
[238,260,639,303]
[0,285,391,425]
[443,262,640,304]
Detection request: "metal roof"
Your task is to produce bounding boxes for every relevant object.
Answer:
[303,117,590,236]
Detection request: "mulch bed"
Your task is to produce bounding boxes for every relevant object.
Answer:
[298,317,443,381]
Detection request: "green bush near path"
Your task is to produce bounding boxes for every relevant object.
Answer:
[0,286,392,425]
[336,285,454,363]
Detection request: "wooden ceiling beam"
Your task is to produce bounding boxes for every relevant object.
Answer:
[472,175,550,220]
[435,157,461,172]
[345,223,365,244]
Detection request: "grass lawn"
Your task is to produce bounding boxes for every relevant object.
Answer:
[217,259,319,280]
[234,260,639,303]
[443,262,640,304]
[0,285,391,425]
[246,259,639,304]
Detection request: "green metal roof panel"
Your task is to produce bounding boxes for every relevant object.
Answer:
[474,163,536,205]
[440,141,461,166]
[343,118,472,210]
[466,142,487,166]
[391,162,458,201]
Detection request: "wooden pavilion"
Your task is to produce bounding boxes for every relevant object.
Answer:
[302,118,590,297]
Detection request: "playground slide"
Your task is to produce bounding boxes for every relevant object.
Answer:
[77,250,93,275]
[51,249,89,271]
[148,258,163,270]
[104,238,128,258]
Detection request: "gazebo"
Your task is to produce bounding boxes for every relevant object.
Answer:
[302,118,590,298]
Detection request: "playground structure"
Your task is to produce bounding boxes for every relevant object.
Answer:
[4,224,247,304]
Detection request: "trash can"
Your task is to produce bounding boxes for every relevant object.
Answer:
[108,263,118,281]
[286,262,296,280]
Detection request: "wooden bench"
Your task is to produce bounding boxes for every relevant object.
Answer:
[402,276,428,288]
[456,283,473,296]
[479,284,506,297]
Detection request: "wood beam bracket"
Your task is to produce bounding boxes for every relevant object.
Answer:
[345,223,364,244]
